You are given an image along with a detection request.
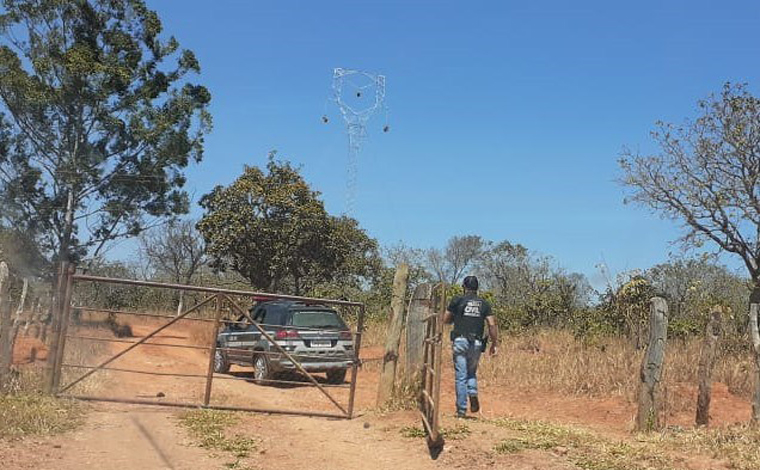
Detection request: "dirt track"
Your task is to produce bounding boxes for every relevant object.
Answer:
[1,321,751,469]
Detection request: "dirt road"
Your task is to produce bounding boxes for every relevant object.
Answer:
[2,321,748,469]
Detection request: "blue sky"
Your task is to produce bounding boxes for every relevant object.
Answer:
[132,0,760,287]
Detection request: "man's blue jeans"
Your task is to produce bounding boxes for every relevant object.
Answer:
[452,337,482,414]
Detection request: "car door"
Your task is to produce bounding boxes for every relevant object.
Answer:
[225,307,262,363]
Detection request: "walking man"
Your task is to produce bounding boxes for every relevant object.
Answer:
[443,275,498,418]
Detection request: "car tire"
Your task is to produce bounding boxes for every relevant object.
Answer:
[253,354,271,385]
[213,348,230,374]
[326,369,347,384]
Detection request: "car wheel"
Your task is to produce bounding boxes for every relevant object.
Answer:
[253,354,271,384]
[326,369,347,384]
[213,348,230,374]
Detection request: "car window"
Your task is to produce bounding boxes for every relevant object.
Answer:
[291,310,345,329]
[252,306,265,323]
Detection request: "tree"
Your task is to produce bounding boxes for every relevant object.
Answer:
[619,83,760,421]
[198,155,380,296]
[479,240,590,328]
[427,235,484,284]
[646,256,748,337]
[0,0,211,270]
[140,219,205,285]
[620,83,760,287]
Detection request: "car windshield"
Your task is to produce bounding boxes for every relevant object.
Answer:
[292,310,345,329]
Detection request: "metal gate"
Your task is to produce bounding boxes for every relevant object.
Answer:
[49,270,366,419]
[420,284,445,451]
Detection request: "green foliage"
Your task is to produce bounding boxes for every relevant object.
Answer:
[479,241,592,329]
[198,155,381,295]
[0,0,211,269]
[0,226,48,278]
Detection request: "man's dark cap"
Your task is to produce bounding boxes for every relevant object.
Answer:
[462,275,479,291]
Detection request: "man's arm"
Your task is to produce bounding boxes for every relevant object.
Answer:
[443,310,453,324]
[485,315,498,356]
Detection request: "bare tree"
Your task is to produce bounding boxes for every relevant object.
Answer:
[620,82,760,422]
[620,83,760,284]
[427,235,484,284]
[140,220,206,285]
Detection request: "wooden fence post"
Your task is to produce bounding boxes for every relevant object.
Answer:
[377,263,409,406]
[405,283,431,384]
[44,261,67,394]
[696,306,722,426]
[748,303,760,424]
[0,262,12,389]
[635,296,668,432]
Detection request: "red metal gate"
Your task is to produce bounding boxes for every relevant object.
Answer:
[420,284,445,450]
[50,271,366,419]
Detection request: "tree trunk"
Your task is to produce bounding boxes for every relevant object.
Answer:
[696,306,722,426]
[0,262,13,389]
[377,263,409,406]
[748,303,760,424]
[175,290,185,317]
[9,278,28,347]
[405,283,431,385]
[635,296,668,432]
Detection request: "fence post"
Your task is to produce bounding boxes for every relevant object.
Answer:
[51,264,75,392]
[0,262,12,389]
[696,306,722,426]
[635,296,668,432]
[377,263,409,406]
[405,283,430,384]
[748,303,760,424]
[44,261,67,394]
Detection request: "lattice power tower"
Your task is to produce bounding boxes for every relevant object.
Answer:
[325,68,388,215]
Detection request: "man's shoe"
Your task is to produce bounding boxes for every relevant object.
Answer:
[470,395,480,413]
[456,410,466,418]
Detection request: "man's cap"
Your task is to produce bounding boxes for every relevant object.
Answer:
[462,275,479,291]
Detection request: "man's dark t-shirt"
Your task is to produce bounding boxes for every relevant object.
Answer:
[448,293,493,340]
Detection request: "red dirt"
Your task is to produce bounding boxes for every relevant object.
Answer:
[12,335,48,364]
[2,322,752,469]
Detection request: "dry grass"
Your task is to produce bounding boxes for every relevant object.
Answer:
[0,367,83,440]
[491,417,677,470]
[476,329,754,415]
[0,393,83,440]
[176,409,258,470]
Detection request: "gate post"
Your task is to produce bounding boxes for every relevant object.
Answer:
[44,261,67,394]
[347,304,365,418]
[52,264,75,393]
[405,284,431,384]
[203,294,223,406]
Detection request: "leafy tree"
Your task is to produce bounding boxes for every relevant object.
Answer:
[198,156,381,296]
[478,240,590,328]
[0,0,211,270]
[0,226,47,278]
[597,274,657,348]
[620,83,760,289]
[646,256,749,338]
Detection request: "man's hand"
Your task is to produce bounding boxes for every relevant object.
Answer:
[489,343,498,357]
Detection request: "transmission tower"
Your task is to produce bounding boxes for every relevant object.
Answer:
[326,68,388,215]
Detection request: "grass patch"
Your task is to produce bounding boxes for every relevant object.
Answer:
[0,393,82,440]
[642,424,760,470]
[177,409,258,468]
[491,417,675,470]
[400,422,471,441]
